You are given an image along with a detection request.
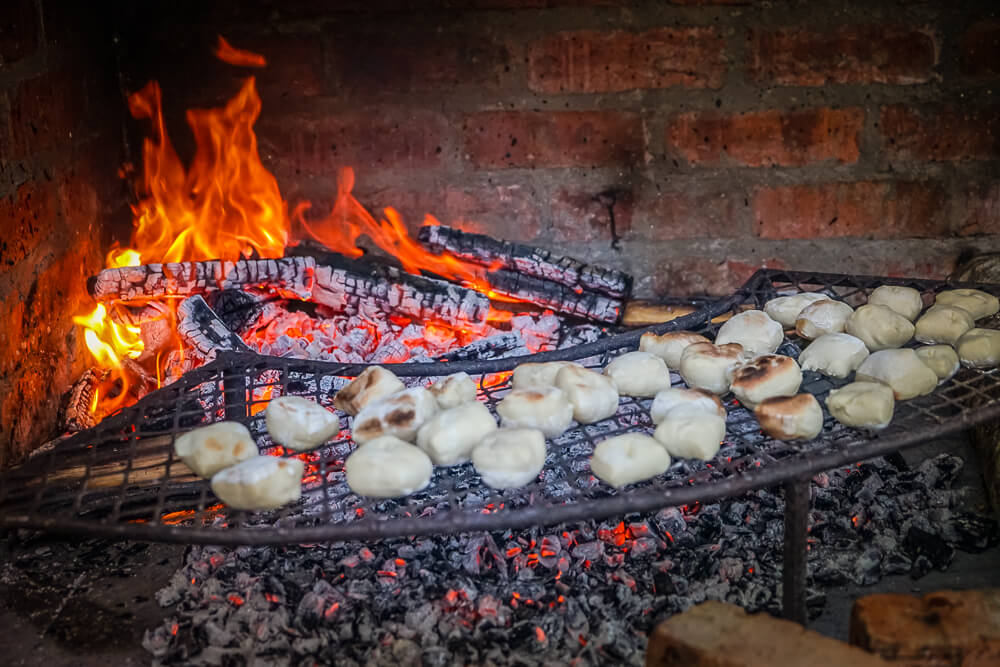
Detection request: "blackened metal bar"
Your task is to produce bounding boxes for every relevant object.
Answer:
[782,475,811,625]
[220,355,248,423]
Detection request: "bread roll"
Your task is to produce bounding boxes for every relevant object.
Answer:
[679,342,748,394]
[956,328,1000,368]
[867,285,923,321]
[351,387,438,444]
[511,361,581,390]
[935,289,1000,320]
[729,354,803,408]
[845,304,915,351]
[915,345,960,383]
[174,421,258,478]
[344,436,432,498]
[914,305,975,345]
[715,310,784,358]
[416,401,498,465]
[795,300,854,340]
[210,456,304,510]
[471,428,547,489]
[554,364,619,424]
[639,331,711,368]
[650,387,726,424]
[590,434,671,487]
[428,372,477,409]
[265,396,340,452]
[754,394,823,440]
[334,366,405,415]
[798,333,870,379]
[496,386,574,438]
[653,413,726,461]
[603,351,671,398]
[764,293,829,328]
[855,349,939,400]
[825,381,895,429]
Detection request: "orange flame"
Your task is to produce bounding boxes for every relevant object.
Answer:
[214,36,267,68]
[72,304,143,413]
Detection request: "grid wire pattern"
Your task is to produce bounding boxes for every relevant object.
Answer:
[2,270,1000,544]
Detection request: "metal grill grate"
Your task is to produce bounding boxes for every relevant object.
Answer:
[3,269,1000,544]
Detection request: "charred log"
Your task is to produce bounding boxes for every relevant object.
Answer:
[417,224,632,299]
[487,269,625,324]
[433,332,525,362]
[177,295,255,359]
[88,257,315,303]
[61,368,108,432]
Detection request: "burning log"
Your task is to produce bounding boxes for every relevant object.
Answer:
[433,332,526,362]
[418,224,632,299]
[486,269,624,324]
[177,295,255,359]
[61,368,108,432]
[88,257,316,303]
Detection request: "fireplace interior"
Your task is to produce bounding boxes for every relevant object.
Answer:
[2,0,1000,665]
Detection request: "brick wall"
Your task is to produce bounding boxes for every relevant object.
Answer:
[117,0,1000,300]
[0,0,128,466]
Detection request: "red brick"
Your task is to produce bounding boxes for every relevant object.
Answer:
[259,111,449,175]
[752,181,948,240]
[463,111,643,169]
[953,181,1000,236]
[962,21,1000,78]
[333,31,510,93]
[3,68,83,160]
[880,105,1000,163]
[528,28,725,94]
[0,181,56,275]
[850,591,1000,666]
[667,107,863,167]
[653,257,787,298]
[551,188,633,242]
[747,25,937,86]
[634,190,745,240]
[0,0,38,65]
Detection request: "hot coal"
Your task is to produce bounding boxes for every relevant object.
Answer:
[143,452,996,666]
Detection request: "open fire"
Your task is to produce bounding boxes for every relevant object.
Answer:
[70,38,628,427]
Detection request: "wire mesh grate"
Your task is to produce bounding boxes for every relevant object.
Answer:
[2,269,1000,544]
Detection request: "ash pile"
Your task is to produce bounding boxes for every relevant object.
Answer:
[143,452,997,666]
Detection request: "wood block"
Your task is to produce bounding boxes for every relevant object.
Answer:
[646,601,889,667]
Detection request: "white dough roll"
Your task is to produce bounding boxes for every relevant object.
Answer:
[855,348,939,400]
[511,361,581,390]
[914,305,975,345]
[472,428,547,489]
[334,366,406,416]
[650,387,726,424]
[174,421,258,479]
[653,413,726,461]
[845,304,915,351]
[344,436,433,498]
[603,351,671,398]
[825,381,895,430]
[555,364,619,424]
[210,456,304,511]
[867,285,924,321]
[416,401,498,465]
[265,396,340,452]
[798,333,870,379]
[496,386,574,438]
[956,328,1000,368]
[351,387,438,444]
[639,331,711,368]
[795,300,854,340]
[679,342,747,394]
[715,310,784,358]
[764,292,829,328]
[729,354,803,408]
[590,434,671,488]
[428,372,478,409]
[934,289,999,320]
[754,394,823,441]
[915,345,960,383]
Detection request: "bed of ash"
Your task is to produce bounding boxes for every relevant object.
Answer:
[138,451,997,666]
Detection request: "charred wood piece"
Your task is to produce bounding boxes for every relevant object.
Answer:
[177,295,255,359]
[418,224,632,299]
[487,270,625,324]
[433,332,526,362]
[88,257,315,303]
[61,368,109,432]
[207,289,288,336]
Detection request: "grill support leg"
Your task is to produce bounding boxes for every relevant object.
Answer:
[782,475,810,625]
[222,364,248,423]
